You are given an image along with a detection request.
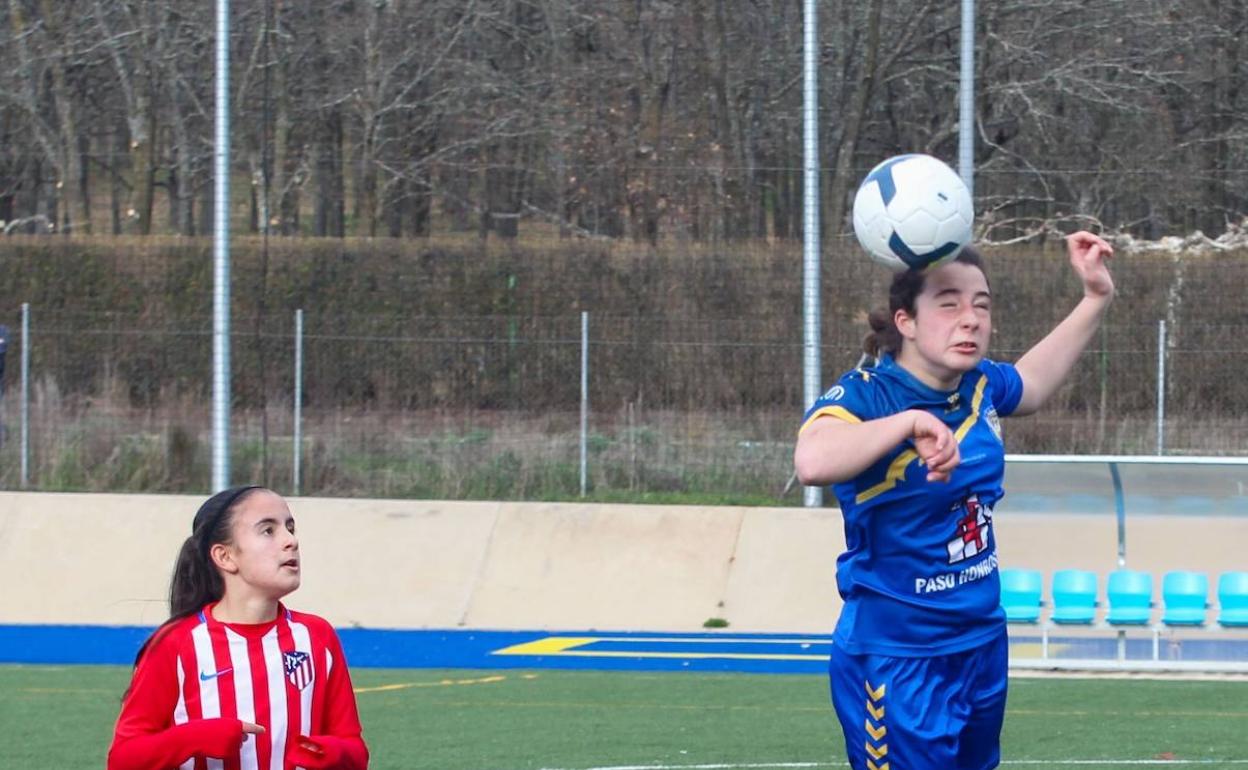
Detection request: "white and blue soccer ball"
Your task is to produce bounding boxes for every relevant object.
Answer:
[851,153,975,271]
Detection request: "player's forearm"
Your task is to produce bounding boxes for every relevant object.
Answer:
[108,718,245,770]
[1013,294,1111,415]
[795,411,918,486]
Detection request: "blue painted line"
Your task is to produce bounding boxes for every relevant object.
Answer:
[3,625,1245,672]
[0,625,835,673]
[0,625,154,665]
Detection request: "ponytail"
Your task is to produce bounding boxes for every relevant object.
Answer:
[863,307,901,358]
[131,486,262,667]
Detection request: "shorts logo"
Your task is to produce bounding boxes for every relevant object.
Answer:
[822,385,846,402]
[947,495,992,564]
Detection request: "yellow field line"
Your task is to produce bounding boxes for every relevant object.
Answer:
[354,673,531,694]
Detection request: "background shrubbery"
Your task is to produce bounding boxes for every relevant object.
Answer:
[1,235,1244,500]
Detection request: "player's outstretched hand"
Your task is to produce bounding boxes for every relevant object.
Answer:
[911,410,959,482]
[1066,230,1114,299]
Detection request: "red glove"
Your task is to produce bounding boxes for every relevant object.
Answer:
[196,718,249,758]
[108,717,249,770]
[285,736,344,770]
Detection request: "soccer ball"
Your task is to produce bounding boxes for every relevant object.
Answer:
[851,154,974,271]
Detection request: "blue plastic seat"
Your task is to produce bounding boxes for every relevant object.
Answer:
[1217,572,1248,628]
[1161,571,1208,626]
[1106,569,1153,625]
[1000,568,1043,623]
[1050,569,1097,625]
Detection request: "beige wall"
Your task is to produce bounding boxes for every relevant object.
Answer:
[0,492,1244,632]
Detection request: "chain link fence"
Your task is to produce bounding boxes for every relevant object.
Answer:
[2,300,1246,501]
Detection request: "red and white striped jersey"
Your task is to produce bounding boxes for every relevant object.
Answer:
[109,603,367,770]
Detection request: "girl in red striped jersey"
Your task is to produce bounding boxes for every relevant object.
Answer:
[108,486,368,770]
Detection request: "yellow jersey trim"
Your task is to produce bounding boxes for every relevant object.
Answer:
[798,405,862,436]
[954,375,989,442]
[854,374,988,505]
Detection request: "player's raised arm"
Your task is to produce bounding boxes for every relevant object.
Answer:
[795,409,959,486]
[1012,231,1115,416]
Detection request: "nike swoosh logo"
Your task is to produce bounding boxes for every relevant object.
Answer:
[199,667,233,681]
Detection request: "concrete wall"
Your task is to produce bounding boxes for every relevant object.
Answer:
[1,492,1244,632]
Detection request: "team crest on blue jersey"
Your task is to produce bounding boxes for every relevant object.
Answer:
[947,496,992,564]
[284,650,314,690]
[822,385,846,402]
[985,406,1003,442]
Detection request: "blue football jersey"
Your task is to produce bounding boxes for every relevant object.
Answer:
[800,354,1024,656]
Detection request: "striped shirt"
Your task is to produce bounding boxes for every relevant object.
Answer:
[109,603,367,770]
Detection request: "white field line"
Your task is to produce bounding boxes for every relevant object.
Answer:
[532,761,1248,770]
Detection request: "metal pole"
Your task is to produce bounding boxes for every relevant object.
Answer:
[1110,461,1126,568]
[293,309,303,496]
[212,0,232,492]
[958,0,976,196]
[1156,319,1166,456]
[801,0,822,507]
[580,311,589,497]
[20,303,30,488]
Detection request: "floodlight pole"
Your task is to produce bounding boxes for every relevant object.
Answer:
[958,0,975,196]
[801,0,822,508]
[212,0,232,492]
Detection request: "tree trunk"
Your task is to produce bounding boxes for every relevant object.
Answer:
[130,102,156,235]
[313,109,345,238]
[825,0,883,241]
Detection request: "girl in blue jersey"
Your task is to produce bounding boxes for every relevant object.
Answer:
[794,232,1113,770]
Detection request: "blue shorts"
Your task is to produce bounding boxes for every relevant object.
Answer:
[828,629,1008,770]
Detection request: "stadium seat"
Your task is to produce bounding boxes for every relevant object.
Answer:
[1217,572,1248,627]
[1000,568,1043,623]
[1106,569,1153,625]
[1049,569,1097,625]
[1160,571,1208,626]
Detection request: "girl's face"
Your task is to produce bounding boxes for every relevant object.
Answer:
[895,260,992,389]
[218,490,302,600]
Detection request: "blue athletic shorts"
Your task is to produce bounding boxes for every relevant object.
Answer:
[828,629,1009,770]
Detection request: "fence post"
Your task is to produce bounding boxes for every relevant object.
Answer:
[293,308,303,496]
[20,302,30,488]
[580,311,588,498]
[0,322,8,450]
[1110,461,1126,568]
[1156,319,1166,455]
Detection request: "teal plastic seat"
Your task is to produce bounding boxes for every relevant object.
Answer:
[1217,572,1248,628]
[1106,569,1153,626]
[1000,568,1043,623]
[1161,571,1208,626]
[1050,569,1097,625]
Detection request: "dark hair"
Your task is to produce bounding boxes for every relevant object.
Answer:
[131,486,264,667]
[863,246,987,358]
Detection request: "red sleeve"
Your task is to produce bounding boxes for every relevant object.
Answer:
[107,627,247,770]
[293,624,368,770]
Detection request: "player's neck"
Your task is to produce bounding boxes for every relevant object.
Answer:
[212,591,282,625]
[895,348,961,392]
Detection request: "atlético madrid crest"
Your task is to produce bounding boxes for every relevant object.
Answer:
[283,650,315,690]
